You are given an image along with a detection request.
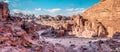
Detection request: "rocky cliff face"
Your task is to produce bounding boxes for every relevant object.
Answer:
[82,0,120,37]
[64,15,108,38]
[0,2,9,21]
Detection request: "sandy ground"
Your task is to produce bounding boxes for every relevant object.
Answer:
[42,37,109,48]
[38,30,109,49]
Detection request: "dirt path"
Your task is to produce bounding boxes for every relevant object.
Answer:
[37,30,109,49]
[42,37,108,48]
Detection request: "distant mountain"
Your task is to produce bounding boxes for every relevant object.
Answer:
[11,13,36,19]
[37,15,70,21]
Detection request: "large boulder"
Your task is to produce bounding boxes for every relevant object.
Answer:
[112,32,120,39]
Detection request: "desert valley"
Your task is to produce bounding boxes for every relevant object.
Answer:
[0,0,120,52]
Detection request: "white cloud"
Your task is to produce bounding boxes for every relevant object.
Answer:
[12,9,33,14]
[9,0,21,7]
[35,8,41,11]
[74,8,86,14]
[12,8,41,15]
[66,8,86,15]
[3,0,9,3]
[46,8,61,13]
[12,9,20,13]
[12,8,86,16]
[74,8,85,11]
[66,8,74,12]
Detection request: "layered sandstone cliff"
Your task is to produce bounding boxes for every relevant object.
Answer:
[82,0,120,37]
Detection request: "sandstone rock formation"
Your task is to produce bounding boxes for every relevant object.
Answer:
[82,0,120,37]
[68,14,108,38]
[36,14,109,38]
[0,2,9,21]
[0,2,66,52]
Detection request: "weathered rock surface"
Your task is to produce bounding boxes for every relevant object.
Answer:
[112,32,120,39]
[0,20,64,52]
[36,14,108,38]
[82,0,120,37]
[0,2,9,21]
[77,39,120,52]
[40,14,107,38]
[71,15,108,38]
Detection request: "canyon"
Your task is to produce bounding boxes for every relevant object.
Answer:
[0,0,120,52]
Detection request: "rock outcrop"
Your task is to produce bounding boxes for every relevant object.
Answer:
[66,15,108,38]
[112,32,120,39]
[0,2,9,21]
[82,0,120,37]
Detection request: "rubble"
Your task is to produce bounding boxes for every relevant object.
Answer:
[112,32,120,39]
[77,39,120,52]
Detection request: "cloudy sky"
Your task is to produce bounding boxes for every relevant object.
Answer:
[0,0,99,16]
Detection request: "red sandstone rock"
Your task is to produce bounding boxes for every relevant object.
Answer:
[0,2,9,21]
[0,19,66,52]
[0,2,67,52]
[56,30,65,37]
[82,0,120,37]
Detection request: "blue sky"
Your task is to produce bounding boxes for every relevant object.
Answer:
[0,0,99,16]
